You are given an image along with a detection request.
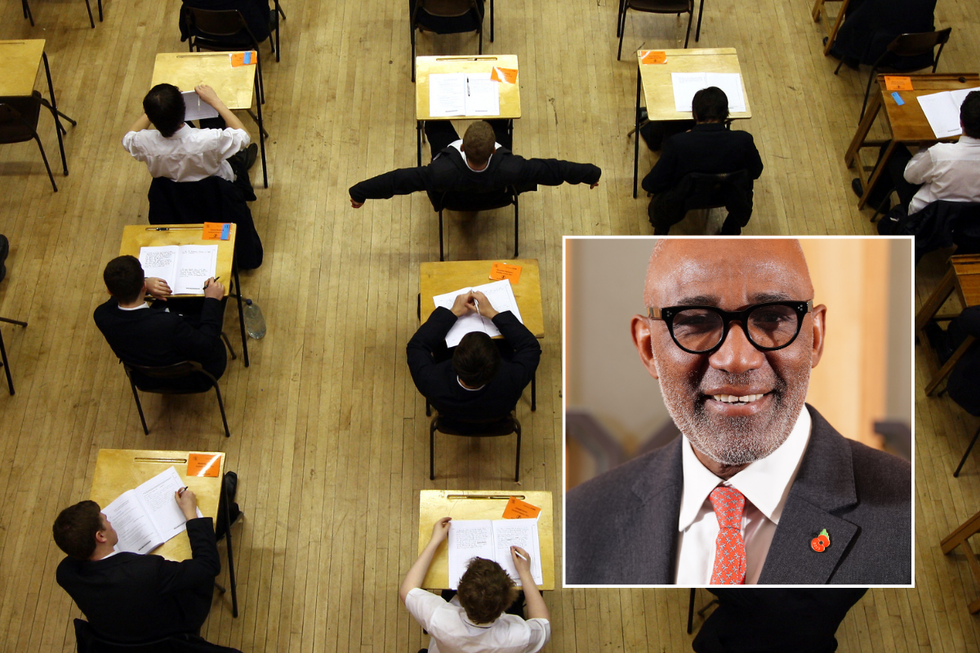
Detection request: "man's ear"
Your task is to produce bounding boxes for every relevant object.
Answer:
[631,315,660,380]
[809,303,827,368]
[94,529,108,544]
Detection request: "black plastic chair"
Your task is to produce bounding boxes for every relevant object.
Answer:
[0,92,67,192]
[22,0,102,28]
[618,0,695,60]
[430,186,518,261]
[0,315,28,396]
[649,169,753,234]
[123,361,231,438]
[849,28,952,122]
[73,619,242,653]
[410,0,489,82]
[182,7,268,104]
[430,412,521,481]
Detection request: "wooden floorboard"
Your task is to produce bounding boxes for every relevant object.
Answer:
[2,0,980,650]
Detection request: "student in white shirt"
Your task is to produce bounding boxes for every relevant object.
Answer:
[399,517,550,653]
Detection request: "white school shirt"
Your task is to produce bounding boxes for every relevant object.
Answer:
[904,136,980,215]
[122,124,249,183]
[675,407,811,585]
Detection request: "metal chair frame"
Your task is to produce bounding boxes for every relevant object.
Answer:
[123,360,232,439]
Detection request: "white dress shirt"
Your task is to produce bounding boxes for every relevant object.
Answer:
[405,588,550,653]
[122,124,250,183]
[904,135,980,214]
[675,407,812,585]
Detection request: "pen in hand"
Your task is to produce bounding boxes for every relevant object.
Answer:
[514,549,528,561]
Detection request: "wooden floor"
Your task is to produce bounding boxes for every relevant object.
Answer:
[1,0,979,650]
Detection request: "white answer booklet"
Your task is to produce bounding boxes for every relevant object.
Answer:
[181,91,220,122]
[102,466,202,555]
[428,72,500,117]
[432,279,523,348]
[916,88,980,138]
[139,244,218,295]
[447,518,543,589]
[671,72,747,113]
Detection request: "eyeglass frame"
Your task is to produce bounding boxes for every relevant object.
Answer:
[646,300,814,355]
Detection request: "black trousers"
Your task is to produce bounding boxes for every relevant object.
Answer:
[866,143,922,212]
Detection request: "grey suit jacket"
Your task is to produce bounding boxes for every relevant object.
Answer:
[565,405,911,584]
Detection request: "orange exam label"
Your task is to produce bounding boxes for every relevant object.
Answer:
[884,76,912,91]
[231,51,258,67]
[502,496,541,519]
[491,67,519,84]
[187,453,223,477]
[489,262,522,284]
[640,51,667,65]
[202,222,230,240]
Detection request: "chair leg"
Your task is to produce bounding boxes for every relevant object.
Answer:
[478,25,483,55]
[687,588,696,634]
[514,422,521,482]
[694,0,704,41]
[683,9,693,48]
[439,209,445,261]
[490,0,494,41]
[954,422,980,478]
[411,28,417,83]
[31,134,58,192]
[513,196,519,258]
[129,380,150,435]
[617,10,627,60]
[221,331,238,361]
[98,0,102,21]
[275,0,286,20]
[859,70,876,124]
[530,371,536,411]
[0,328,13,396]
[616,0,625,37]
[430,421,437,481]
[83,0,95,28]
[833,58,843,75]
[212,384,232,438]
[23,0,35,25]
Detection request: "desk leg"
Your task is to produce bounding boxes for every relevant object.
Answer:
[859,139,894,209]
[845,91,880,167]
[926,336,975,396]
[233,264,250,367]
[417,120,423,167]
[42,52,75,175]
[254,78,268,189]
[915,266,956,331]
[222,479,239,618]
[633,66,641,199]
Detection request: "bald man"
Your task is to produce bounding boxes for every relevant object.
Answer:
[565,239,911,585]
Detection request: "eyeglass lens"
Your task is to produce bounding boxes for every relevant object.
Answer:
[671,304,801,352]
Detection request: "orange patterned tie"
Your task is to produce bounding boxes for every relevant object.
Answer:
[709,486,747,585]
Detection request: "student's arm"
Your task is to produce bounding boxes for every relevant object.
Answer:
[745,134,764,180]
[511,157,601,188]
[642,141,677,194]
[406,294,472,395]
[399,517,451,602]
[511,546,549,621]
[475,291,540,389]
[173,280,225,361]
[195,84,246,132]
[157,490,220,594]
[903,146,936,185]
[349,166,434,206]
[127,113,151,136]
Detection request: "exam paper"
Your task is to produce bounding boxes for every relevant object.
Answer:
[432,279,523,348]
[428,72,500,117]
[917,88,980,139]
[671,72,747,113]
[181,91,220,122]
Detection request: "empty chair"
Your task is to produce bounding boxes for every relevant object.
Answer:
[0,92,68,192]
[429,186,518,261]
[648,169,754,235]
[181,7,269,103]
[848,28,952,121]
[430,412,521,481]
[410,0,489,81]
[618,0,695,60]
[181,0,283,62]
[22,0,102,28]
[124,361,232,438]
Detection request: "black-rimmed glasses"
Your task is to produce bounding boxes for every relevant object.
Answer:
[647,300,813,354]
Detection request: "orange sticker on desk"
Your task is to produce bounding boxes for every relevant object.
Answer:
[491,67,519,84]
[202,222,231,240]
[489,262,522,284]
[640,50,667,65]
[230,51,257,67]
[884,76,913,91]
[187,453,222,477]
[502,496,541,519]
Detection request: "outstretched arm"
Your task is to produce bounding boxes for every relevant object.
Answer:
[512,157,601,187]
[349,166,434,206]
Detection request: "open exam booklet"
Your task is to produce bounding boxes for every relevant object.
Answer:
[102,466,203,555]
[139,244,218,295]
[447,518,543,589]
[432,279,523,348]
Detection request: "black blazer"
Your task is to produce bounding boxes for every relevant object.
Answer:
[56,518,221,643]
[348,147,601,204]
[642,123,764,195]
[566,406,911,584]
[407,307,540,421]
[93,298,227,387]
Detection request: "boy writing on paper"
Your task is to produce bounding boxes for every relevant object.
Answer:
[400,517,550,653]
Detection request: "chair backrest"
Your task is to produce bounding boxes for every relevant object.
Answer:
[678,169,752,212]
[74,619,243,653]
[0,93,43,145]
[183,6,253,42]
[415,0,480,19]
[887,28,952,58]
[433,413,518,437]
[123,360,218,394]
[625,0,693,13]
[433,186,517,213]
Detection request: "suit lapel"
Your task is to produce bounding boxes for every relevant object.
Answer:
[758,406,859,584]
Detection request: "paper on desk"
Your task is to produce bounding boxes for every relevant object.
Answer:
[139,244,218,295]
[671,72,746,113]
[181,91,220,122]
[103,466,202,555]
[428,72,500,117]
[447,519,542,589]
[432,279,522,348]
[917,88,980,139]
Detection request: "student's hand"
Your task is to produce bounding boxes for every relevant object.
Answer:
[195,84,224,109]
[350,198,364,209]
[203,278,225,300]
[511,546,532,575]
[451,291,474,317]
[145,277,171,300]
[430,516,452,544]
[175,487,198,521]
[590,181,599,189]
[470,291,498,319]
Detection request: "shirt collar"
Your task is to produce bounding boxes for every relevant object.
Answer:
[457,376,485,392]
[678,406,812,531]
[118,302,149,312]
[960,135,980,145]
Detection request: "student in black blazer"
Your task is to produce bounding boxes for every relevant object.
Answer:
[93,255,227,390]
[642,87,764,235]
[407,290,540,422]
[53,492,220,643]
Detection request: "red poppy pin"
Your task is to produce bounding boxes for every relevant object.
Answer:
[811,529,831,552]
